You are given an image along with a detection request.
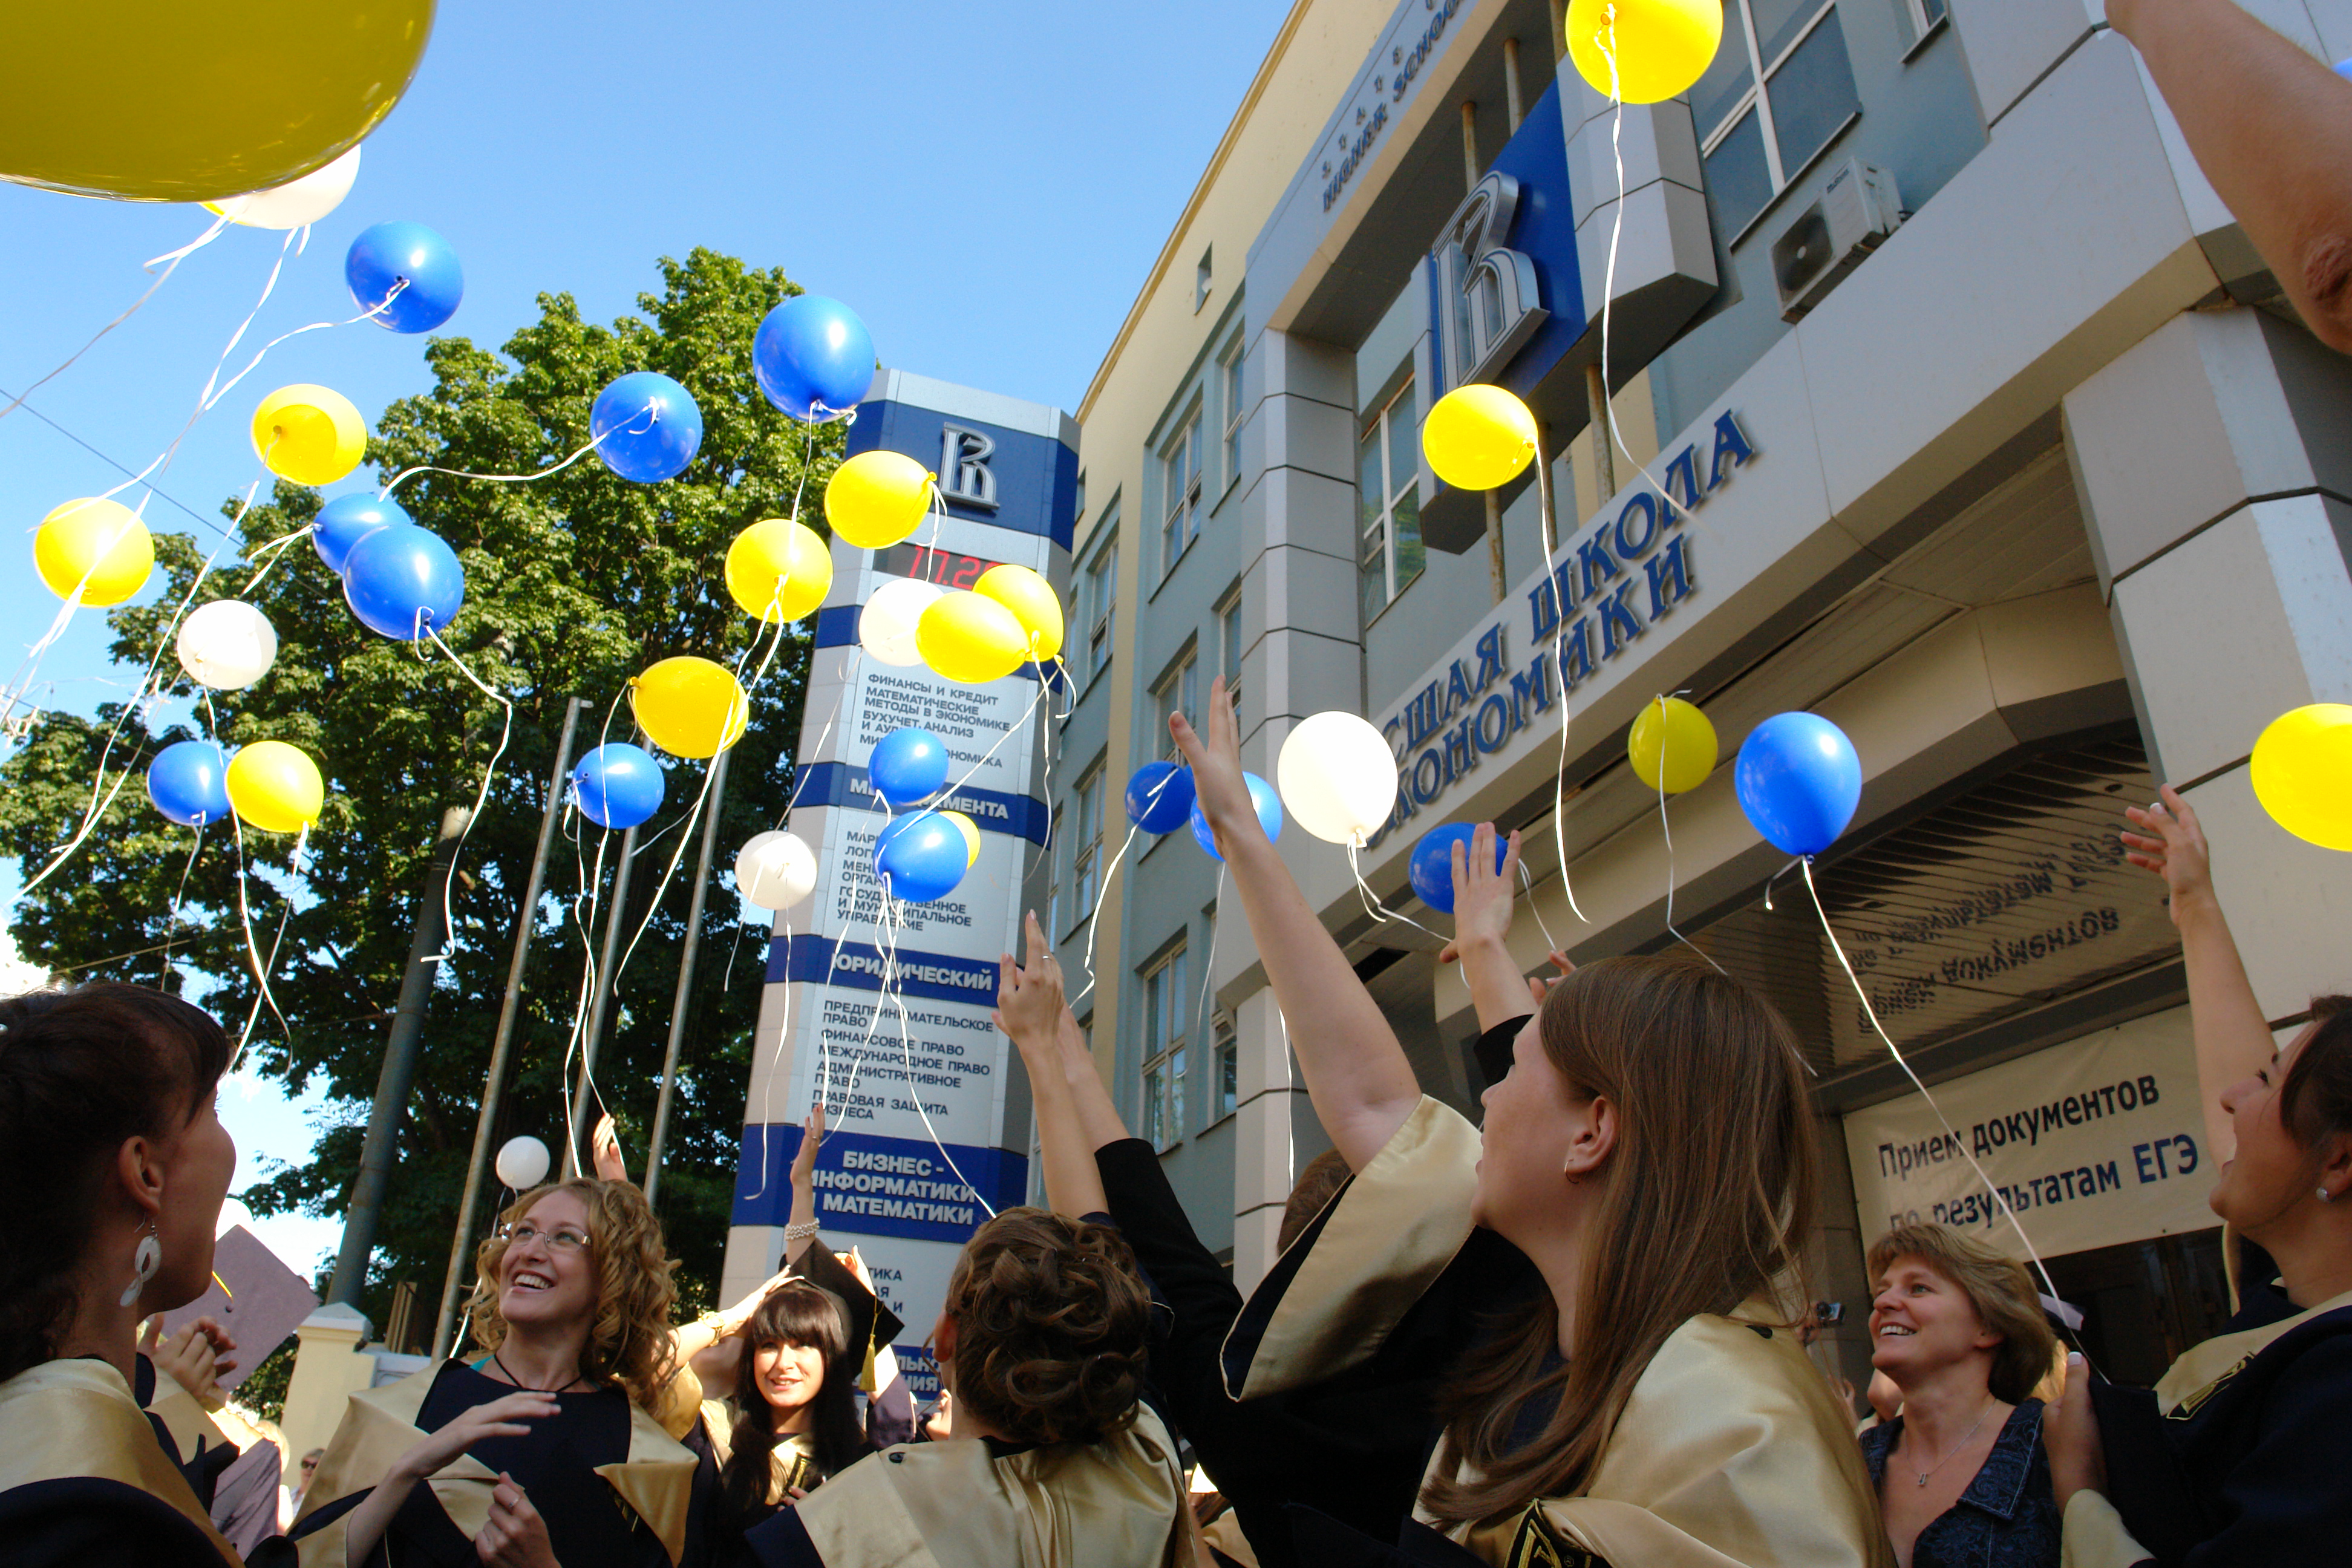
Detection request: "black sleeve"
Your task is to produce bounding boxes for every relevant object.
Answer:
[0,1475,239,1568]
[740,1503,826,1568]
[1471,1015,1529,1091]
[864,1370,916,1451]
[2184,1333,2352,1566]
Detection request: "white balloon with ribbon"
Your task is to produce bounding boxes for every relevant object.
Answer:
[1278,711,1400,845]
[176,599,279,690]
[736,830,817,910]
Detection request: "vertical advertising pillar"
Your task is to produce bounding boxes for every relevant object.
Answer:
[722,371,1076,1397]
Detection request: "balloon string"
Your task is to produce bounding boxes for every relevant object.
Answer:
[1801,858,2059,1295]
[1648,694,1728,977]
[158,823,207,984]
[0,209,237,431]
[744,901,797,1205]
[928,675,1045,812]
[1068,815,1144,1010]
[227,815,301,1071]
[376,397,656,501]
[872,888,996,1220]
[420,627,517,967]
[604,746,728,1007]
[558,690,633,1163]
[1592,16,1670,502]
[1194,864,1227,1054]
[192,279,408,423]
[721,679,847,995]
[1345,838,1446,943]
[1517,858,1561,956]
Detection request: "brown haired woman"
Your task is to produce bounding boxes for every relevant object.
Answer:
[289,1177,714,1568]
[0,984,244,1567]
[2039,788,2352,1563]
[740,1206,1198,1568]
[1172,679,1889,1567]
[1861,1223,2059,1567]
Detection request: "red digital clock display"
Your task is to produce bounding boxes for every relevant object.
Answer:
[875,542,1002,589]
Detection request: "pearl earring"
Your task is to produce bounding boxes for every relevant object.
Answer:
[119,1220,160,1308]
[2321,1187,2335,1204]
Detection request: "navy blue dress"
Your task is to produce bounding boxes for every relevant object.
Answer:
[1861,1399,2060,1568]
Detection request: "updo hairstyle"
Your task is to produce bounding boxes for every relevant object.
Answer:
[942,1207,1151,1447]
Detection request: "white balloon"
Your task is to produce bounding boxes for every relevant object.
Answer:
[495,1134,552,1191]
[859,578,943,667]
[735,830,817,910]
[211,145,362,230]
[1277,710,1401,846]
[177,599,279,690]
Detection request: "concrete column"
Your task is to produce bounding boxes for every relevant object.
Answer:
[2063,306,2352,1065]
[1231,985,1300,1291]
[278,1304,379,1477]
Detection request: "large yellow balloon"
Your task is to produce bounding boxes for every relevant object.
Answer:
[0,2,435,203]
[1628,696,1719,795]
[1423,385,1538,491]
[938,809,982,867]
[2252,704,2352,852]
[725,518,834,622]
[34,498,153,606]
[973,564,1064,662]
[825,450,933,549]
[225,740,324,833]
[1566,0,1723,105]
[633,656,749,759]
[252,385,367,486]
[916,592,1030,685]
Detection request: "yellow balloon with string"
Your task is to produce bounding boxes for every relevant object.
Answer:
[973,564,1063,662]
[725,518,834,622]
[1566,0,1723,105]
[225,740,324,833]
[2252,704,2352,851]
[1422,385,1538,491]
[1628,696,1718,795]
[632,656,748,759]
[34,497,153,606]
[252,385,367,486]
[824,449,933,549]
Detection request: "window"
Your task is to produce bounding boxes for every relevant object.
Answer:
[1046,805,1066,937]
[1162,411,1203,575]
[1221,339,1246,489]
[1081,532,1116,679]
[1142,942,1191,1148]
[1073,470,1086,530]
[1211,1011,1238,1122]
[1071,764,1105,934]
[1216,589,1244,714]
[1151,648,1198,759]
[1691,2,1862,244]
[1195,247,1214,312]
[1892,0,1947,52]
[1357,377,1425,621]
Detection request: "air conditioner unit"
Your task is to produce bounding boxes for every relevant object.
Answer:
[1771,160,1903,323]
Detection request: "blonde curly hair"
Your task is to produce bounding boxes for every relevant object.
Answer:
[465,1178,680,1414]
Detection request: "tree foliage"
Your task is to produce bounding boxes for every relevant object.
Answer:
[0,249,840,1321]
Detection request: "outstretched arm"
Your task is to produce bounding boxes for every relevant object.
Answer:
[1438,823,1560,1033]
[1171,678,1421,1171]
[2122,785,2273,1160]
[998,912,1111,1217]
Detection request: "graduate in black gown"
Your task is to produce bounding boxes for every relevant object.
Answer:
[0,984,247,1568]
[289,1177,714,1568]
[2043,789,2352,1565]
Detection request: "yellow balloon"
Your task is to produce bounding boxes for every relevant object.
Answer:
[2252,704,2352,852]
[1566,0,1724,105]
[939,809,982,867]
[973,564,1063,662]
[225,740,323,833]
[0,2,434,203]
[916,592,1030,685]
[725,518,834,622]
[34,498,153,606]
[1422,384,1538,491]
[252,385,367,486]
[824,449,933,549]
[1628,696,1719,795]
[632,656,748,759]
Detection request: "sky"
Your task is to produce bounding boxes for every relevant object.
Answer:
[0,0,1295,1280]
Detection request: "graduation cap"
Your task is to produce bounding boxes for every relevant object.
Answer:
[785,1243,904,1393]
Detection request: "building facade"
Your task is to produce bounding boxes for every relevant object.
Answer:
[1056,0,2352,1396]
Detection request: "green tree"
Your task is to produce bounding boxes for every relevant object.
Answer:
[0,248,840,1322]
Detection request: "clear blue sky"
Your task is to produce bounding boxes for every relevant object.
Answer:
[0,0,1293,1272]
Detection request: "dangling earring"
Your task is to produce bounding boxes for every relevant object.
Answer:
[119,1220,160,1308]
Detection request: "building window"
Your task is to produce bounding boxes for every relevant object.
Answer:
[1216,589,1244,714]
[1081,531,1116,679]
[1221,338,1246,489]
[1357,377,1425,622]
[1046,805,1066,938]
[1151,647,1198,760]
[1162,411,1204,576]
[1892,0,1947,51]
[1071,763,1105,935]
[1142,941,1191,1149]
[1195,247,1214,312]
[1073,470,1086,530]
[1212,1011,1237,1122]
[1691,2,1862,244]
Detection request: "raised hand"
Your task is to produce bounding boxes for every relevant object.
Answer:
[2120,783,2215,926]
[1437,823,1520,964]
[1169,677,1263,858]
[590,1112,629,1184]
[994,910,1068,1048]
[396,1393,558,1485]
[1527,950,1576,1007]
[790,1100,827,1188]
[147,1315,237,1410]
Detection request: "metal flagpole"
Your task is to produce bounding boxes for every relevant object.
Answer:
[644,748,730,1207]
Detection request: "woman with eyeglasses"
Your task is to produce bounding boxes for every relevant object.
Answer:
[288,1177,715,1568]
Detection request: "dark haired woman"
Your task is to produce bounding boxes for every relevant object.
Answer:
[1172,680,1887,1567]
[2040,789,2352,1563]
[289,1177,714,1568]
[742,1206,1197,1568]
[0,983,244,1566]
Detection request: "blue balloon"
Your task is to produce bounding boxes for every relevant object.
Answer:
[1125,761,1195,834]
[573,743,666,830]
[1409,824,1507,915]
[313,492,409,575]
[342,524,465,640]
[592,371,703,483]
[868,727,949,808]
[147,740,233,828]
[1190,771,1282,862]
[345,221,464,334]
[753,295,875,422]
[874,810,967,903]
[1734,712,1863,858]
